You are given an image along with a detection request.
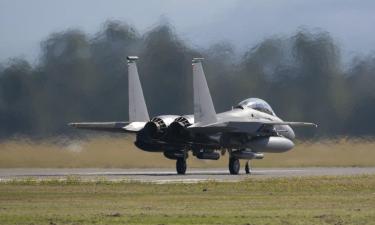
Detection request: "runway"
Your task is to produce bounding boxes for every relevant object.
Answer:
[1,167,375,183]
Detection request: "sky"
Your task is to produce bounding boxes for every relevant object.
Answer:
[1,0,375,63]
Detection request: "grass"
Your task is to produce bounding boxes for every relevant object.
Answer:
[0,136,375,168]
[0,175,374,224]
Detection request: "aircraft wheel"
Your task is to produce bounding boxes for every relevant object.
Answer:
[176,158,187,175]
[245,160,251,174]
[229,157,240,175]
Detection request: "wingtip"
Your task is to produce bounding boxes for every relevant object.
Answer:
[68,123,77,127]
[307,122,318,128]
[192,57,204,63]
[303,122,318,128]
[126,56,139,62]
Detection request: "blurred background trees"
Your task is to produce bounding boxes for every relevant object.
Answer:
[0,21,374,139]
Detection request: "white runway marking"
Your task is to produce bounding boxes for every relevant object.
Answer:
[0,167,374,183]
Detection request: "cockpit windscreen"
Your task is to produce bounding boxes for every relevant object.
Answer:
[236,98,275,115]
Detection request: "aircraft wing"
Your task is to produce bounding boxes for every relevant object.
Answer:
[69,121,147,133]
[188,120,317,135]
[260,121,317,127]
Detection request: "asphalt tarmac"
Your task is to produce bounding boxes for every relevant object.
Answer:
[1,167,375,183]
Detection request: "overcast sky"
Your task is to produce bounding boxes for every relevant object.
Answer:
[1,0,374,63]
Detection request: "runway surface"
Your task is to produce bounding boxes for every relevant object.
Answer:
[1,167,375,183]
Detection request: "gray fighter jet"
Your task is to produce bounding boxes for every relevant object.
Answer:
[69,56,317,175]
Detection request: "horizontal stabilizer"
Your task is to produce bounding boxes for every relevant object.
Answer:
[69,121,146,133]
[69,56,149,134]
[69,122,129,132]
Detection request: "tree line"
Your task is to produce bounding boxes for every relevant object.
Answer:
[0,21,374,139]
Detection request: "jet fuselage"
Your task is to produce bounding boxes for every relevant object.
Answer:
[135,101,296,154]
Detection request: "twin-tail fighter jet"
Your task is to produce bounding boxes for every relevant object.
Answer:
[69,56,317,175]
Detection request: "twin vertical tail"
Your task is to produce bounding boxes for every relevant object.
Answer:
[127,56,150,122]
[127,56,216,125]
[192,58,217,124]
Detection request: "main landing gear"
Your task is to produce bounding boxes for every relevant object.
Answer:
[176,158,187,175]
[245,160,251,174]
[229,157,240,175]
[228,158,252,175]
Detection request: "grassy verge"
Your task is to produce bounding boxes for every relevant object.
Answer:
[1,137,375,168]
[0,175,374,224]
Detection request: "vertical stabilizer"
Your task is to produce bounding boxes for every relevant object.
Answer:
[192,58,217,124]
[127,56,150,122]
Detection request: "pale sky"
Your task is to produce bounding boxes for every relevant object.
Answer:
[1,0,374,63]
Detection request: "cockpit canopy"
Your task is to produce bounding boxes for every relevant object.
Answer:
[236,98,275,115]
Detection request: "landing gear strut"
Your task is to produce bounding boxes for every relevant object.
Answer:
[176,158,187,175]
[229,157,240,175]
[245,160,251,174]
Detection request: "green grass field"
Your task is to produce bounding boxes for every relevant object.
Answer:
[0,175,374,225]
[0,137,375,168]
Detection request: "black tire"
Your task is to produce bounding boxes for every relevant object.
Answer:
[245,161,251,174]
[229,157,240,175]
[176,158,187,175]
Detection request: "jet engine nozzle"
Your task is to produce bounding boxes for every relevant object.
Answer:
[145,115,180,137]
[164,121,191,141]
[143,121,161,138]
[174,115,194,127]
[169,121,186,133]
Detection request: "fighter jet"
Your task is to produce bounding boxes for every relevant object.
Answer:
[69,56,317,175]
